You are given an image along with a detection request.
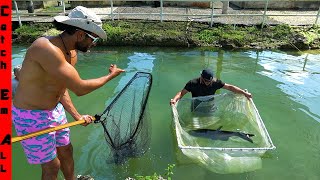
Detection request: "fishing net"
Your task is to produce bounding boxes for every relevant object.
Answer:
[94,72,152,163]
[171,92,275,174]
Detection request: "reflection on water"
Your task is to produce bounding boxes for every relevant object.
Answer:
[113,52,155,94]
[12,45,27,76]
[248,51,320,122]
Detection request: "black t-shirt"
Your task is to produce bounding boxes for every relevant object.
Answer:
[184,77,225,97]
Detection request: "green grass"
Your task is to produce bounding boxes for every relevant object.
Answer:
[13,20,320,49]
[38,6,64,13]
[15,25,45,37]
[270,24,292,39]
[133,164,175,180]
[196,25,259,45]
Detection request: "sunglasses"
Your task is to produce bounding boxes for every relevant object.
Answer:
[84,32,99,44]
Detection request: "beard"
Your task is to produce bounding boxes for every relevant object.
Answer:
[75,40,91,53]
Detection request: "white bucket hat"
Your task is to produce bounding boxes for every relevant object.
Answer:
[54,6,107,39]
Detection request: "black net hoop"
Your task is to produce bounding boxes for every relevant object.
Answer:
[94,72,152,163]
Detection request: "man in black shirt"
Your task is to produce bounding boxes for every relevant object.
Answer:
[170,69,252,105]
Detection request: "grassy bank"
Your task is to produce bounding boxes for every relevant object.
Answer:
[13,20,320,50]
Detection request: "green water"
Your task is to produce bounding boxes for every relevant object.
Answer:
[12,46,320,180]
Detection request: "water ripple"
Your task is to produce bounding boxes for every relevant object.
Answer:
[249,51,320,121]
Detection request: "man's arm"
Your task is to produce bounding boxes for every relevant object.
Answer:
[60,90,81,120]
[30,38,125,96]
[170,89,189,105]
[222,83,252,99]
[60,90,93,125]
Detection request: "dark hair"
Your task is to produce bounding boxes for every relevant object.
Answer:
[53,20,77,35]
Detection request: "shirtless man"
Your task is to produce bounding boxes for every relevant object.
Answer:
[12,6,125,180]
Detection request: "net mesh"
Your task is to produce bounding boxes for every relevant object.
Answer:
[97,72,152,164]
[172,93,275,174]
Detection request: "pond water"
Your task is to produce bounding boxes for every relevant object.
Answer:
[12,45,320,180]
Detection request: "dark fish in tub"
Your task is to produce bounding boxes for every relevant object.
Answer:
[188,126,255,143]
